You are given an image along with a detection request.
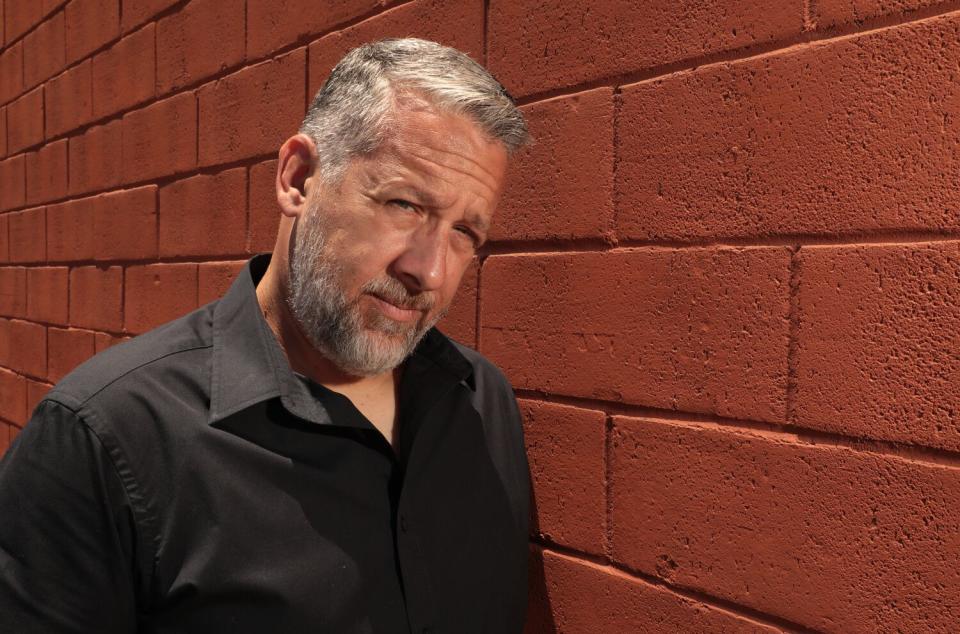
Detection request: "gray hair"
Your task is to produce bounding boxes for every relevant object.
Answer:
[299,38,530,182]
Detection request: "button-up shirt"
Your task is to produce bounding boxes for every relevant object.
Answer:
[0,254,530,633]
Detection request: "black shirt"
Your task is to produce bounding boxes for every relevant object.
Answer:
[0,255,530,633]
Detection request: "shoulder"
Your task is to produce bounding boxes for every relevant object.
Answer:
[449,340,516,400]
[46,304,215,415]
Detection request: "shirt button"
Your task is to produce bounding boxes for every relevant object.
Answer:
[400,515,409,533]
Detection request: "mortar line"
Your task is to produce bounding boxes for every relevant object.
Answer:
[531,541,815,633]
[482,0,489,66]
[608,86,622,244]
[602,413,614,561]
[515,2,960,106]
[515,389,960,471]
[786,246,801,426]
[474,255,485,350]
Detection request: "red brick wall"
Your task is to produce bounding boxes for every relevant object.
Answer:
[3,0,960,630]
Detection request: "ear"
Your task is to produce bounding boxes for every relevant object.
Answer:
[276,134,320,218]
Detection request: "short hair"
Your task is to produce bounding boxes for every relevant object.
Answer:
[299,38,530,182]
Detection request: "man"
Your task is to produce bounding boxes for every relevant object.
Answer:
[0,39,531,633]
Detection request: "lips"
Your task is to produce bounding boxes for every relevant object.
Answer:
[368,293,424,322]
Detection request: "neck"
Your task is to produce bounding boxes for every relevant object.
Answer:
[255,257,398,393]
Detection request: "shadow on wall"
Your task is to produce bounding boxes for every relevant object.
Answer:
[525,486,557,633]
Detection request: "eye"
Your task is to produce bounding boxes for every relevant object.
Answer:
[388,199,418,212]
[455,225,482,248]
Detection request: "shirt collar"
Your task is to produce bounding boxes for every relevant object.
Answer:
[208,254,474,426]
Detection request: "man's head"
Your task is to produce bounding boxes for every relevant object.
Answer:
[274,38,529,377]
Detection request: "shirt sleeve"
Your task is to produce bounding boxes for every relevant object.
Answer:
[0,399,139,634]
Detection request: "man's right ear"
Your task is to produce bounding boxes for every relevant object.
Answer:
[276,134,320,218]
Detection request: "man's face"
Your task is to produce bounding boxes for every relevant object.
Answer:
[286,103,509,377]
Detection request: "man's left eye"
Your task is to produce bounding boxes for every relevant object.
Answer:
[388,199,417,212]
[455,226,481,247]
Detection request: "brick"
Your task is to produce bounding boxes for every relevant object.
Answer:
[198,48,305,166]
[65,0,120,63]
[435,258,476,347]
[7,87,44,153]
[0,154,26,210]
[0,215,8,262]
[5,319,46,377]
[0,107,7,157]
[23,10,65,89]
[156,0,244,94]
[610,415,960,631]
[120,0,178,33]
[25,378,51,418]
[481,248,790,422]
[816,0,950,27]
[617,13,960,242]
[0,42,24,104]
[124,263,197,333]
[247,0,381,60]
[492,87,614,242]
[527,548,777,634]
[25,138,68,204]
[45,59,93,137]
[5,0,43,43]
[26,266,68,323]
[0,267,26,316]
[198,260,245,305]
[0,369,27,424]
[47,326,95,381]
[247,159,279,253]
[47,197,95,261]
[488,1,802,99]
[69,265,122,330]
[43,0,69,16]
[121,92,197,182]
[796,242,960,451]
[91,23,155,119]
[159,168,245,257]
[68,119,121,194]
[520,400,605,555]
[94,331,130,352]
[8,207,46,263]
[307,0,483,99]
[93,186,158,260]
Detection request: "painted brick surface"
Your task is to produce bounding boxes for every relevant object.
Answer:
[609,415,960,632]
[6,2,960,630]
[796,242,960,451]
[481,248,791,422]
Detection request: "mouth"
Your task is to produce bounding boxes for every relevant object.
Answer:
[367,293,424,323]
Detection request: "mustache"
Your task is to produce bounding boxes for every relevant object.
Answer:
[361,276,435,312]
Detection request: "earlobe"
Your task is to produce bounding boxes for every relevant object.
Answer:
[276,134,320,218]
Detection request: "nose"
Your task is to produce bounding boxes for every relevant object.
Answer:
[392,225,447,293]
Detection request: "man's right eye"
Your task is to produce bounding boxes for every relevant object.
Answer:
[388,199,417,212]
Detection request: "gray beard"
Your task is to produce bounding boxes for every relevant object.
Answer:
[285,202,445,377]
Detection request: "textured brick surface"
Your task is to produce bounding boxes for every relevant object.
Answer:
[4,1,43,43]
[121,92,197,182]
[8,208,46,263]
[796,242,960,451]
[68,119,122,194]
[482,248,791,422]
[5,319,46,378]
[69,265,122,331]
[527,548,778,634]
[492,88,614,242]
[23,10,65,89]
[91,23,155,118]
[124,263,197,333]
[0,154,26,210]
[0,368,27,425]
[46,197,95,262]
[307,0,484,98]
[520,400,606,555]
[121,0,178,32]
[47,326,95,381]
[198,48,305,166]
[92,186,158,261]
[7,87,44,154]
[25,139,68,204]
[247,0,383,60]
[45,60,93,137]
[198,260,245,305]
[488,0,803,98]
[0,267,27,317]
[26,266,68,324]
[610,415,960,632]
[65,0,120,63]
[247,159,279,253]
[94,331,130,352]
[617,13,960,241]
[816,0,952,27]
[0,215,8,262]
[156,0,244,94]
[25,378,51,418]
[0,42,24,104]
[435,258,477,347]
[159,168,246,257]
